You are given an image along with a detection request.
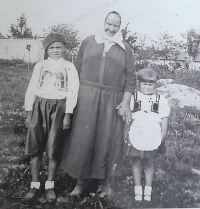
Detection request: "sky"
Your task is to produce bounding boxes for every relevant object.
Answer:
[0,0,200,43]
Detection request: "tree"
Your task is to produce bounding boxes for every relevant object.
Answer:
[43,23,81,61]
[8,13,33,38]
[185,29,200,70]
[121,24,138,52]
[153,32,180,65]
[121,24,158,71]
[171,40,182,62]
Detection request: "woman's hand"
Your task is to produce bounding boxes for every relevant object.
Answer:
[116,101,131,122]
[63,113,71,130]
[116,92,132,123]
[116,105,124,116]
[25,111,32,128]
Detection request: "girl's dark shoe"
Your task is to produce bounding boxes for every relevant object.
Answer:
[134,186,143,207]
[134,194,143,207]
[143,186,152,207]
[24,188,39,202]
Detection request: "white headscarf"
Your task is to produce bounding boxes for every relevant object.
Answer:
[95,11,125,52]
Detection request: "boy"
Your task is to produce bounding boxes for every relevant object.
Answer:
[24,32,79,203]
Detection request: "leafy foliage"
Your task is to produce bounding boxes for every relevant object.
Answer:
[185,29,200,62]
[153,32,182,65]
[0,64,200,208]
[8,14,33,38]
[43,23,81,61]
[121,24,138,52]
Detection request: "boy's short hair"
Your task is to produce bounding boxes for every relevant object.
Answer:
[43,32,66,51]
[137,68,159,83]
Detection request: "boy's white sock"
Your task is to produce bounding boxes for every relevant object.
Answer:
[134,185,142,201]
[144,186,152,201]
[31,181,40,189]
[45,180,54,189]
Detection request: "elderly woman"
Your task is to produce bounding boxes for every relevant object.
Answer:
[60,11,136,196]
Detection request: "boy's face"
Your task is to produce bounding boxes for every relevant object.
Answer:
[139,81,156,95]
[47,42,65,60]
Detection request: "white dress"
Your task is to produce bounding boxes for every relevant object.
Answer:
[129,91,170,151]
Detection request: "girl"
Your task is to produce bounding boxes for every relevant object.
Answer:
[118,68,170,205]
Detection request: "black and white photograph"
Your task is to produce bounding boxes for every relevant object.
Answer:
[0,0,200,208]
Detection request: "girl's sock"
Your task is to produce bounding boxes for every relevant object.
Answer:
[134,185,142,201]
[31,181,40,189]
[45,181,54,189]
[144,185,152,201]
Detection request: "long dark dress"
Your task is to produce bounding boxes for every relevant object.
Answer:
[60,36,135,179]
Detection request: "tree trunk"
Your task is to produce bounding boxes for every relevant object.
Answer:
[190,57,195,70]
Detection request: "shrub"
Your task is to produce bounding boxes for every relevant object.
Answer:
[0,59,35,69]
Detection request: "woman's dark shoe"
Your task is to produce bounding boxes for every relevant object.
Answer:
[98,185,112,198]
[97,179,112,198]
[70,179,88,197]
[24,188,39,203]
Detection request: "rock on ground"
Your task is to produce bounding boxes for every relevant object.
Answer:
[158,84,200,109]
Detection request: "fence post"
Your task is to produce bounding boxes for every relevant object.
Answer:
[26,44,31,70]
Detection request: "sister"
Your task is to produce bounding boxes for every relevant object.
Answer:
[118,68,170,205]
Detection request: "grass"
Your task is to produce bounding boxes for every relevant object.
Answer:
[0,61,200,208]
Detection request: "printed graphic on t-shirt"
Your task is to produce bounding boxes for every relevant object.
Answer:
[38,68,68,92]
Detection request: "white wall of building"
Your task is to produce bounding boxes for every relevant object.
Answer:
[0,38,44,63]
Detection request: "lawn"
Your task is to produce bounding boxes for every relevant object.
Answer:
[0,61,200,208]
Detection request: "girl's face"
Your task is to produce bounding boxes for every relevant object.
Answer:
[139,81,156,95]
[47,42,65,60]
[104,13,121,37]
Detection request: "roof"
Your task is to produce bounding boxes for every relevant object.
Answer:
[0,32,6,39]
[159,51,200,62]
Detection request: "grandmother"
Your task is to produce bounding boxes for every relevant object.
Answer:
[60,11,136,197]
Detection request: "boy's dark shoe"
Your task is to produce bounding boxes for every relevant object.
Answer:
[46,189,56,203]
[143,199,152,208]
[24,188,39,202]
[38,189,56,204]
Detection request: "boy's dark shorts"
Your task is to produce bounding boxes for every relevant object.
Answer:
[25,96,67,158]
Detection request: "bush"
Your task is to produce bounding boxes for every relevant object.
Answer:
[0,59,35,69]
[147,63,200,90]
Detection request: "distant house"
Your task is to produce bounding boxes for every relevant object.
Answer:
[176,51,200,63]
[154,51,200,66]
[152,51,200,70]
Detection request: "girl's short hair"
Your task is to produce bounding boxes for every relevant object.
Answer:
[137,68,159,83]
